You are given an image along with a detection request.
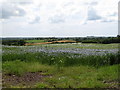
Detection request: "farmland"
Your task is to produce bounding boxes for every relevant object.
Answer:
[2,43,119,88]
[26,40,46,43]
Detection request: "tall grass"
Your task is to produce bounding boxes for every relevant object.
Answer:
[37,65,119,88]
[3,60,55,76]
[3,60,119,88]
[2,51,119,68]
[2,44,119,88]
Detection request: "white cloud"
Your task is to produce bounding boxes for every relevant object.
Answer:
[0,2,26,19]
[48,14,65,24]
[87,7,101,21]
[1,0,118,23]
[1,0,119,37]
[63,1,74,7]
[29,16,40,24]
[84,1,98,6]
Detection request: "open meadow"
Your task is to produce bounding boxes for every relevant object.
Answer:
[2,43,119,88]
[1,0,119,88]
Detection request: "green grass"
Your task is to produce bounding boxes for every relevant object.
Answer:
[43,65,119,88]
[35,43,118,49]
[26,40,46,43]
[3,60,55,76]
[2,51,119,68]
[2,43,119,88]
[3,60,119,88]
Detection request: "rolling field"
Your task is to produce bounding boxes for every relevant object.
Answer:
[2,43,119,88]
[26,40,46,43]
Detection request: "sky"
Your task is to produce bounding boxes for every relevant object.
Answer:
[0,0,119,37]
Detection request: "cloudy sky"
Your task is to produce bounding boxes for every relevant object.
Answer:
[0,0,119,37]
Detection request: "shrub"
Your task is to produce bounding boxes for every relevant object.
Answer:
[2,40,26,46]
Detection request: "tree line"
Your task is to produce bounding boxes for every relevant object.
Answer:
[2,36,120,46]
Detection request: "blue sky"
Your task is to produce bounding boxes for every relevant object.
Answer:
[0,0,119,37]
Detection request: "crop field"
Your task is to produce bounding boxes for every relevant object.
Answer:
[2,43,119,88]
[26,40,46,43]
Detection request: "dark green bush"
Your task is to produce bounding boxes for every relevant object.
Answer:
[2,40,26,46]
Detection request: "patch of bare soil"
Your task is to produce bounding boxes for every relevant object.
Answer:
[103,80,119,89]
[2,71,51,87]
[25,42,53,45]
[25,40,77,46]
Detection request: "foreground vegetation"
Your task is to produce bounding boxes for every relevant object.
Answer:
[2,51,119,68]
[3,61,119,88]
[2,43,119,88]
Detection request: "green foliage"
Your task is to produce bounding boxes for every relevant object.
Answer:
[97,65,119,81]
[2,40,26,46]
[81,37,120,44]
[35,83,49,88]
[2,36,120,46]
[43,65,118,88]
[26,40,46,43]
[81,40,98,43]
[3,60,27,76]
[3,60,119,88]
[3,60,55,76]
[2,51,119,68]
[2,42,119,88]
